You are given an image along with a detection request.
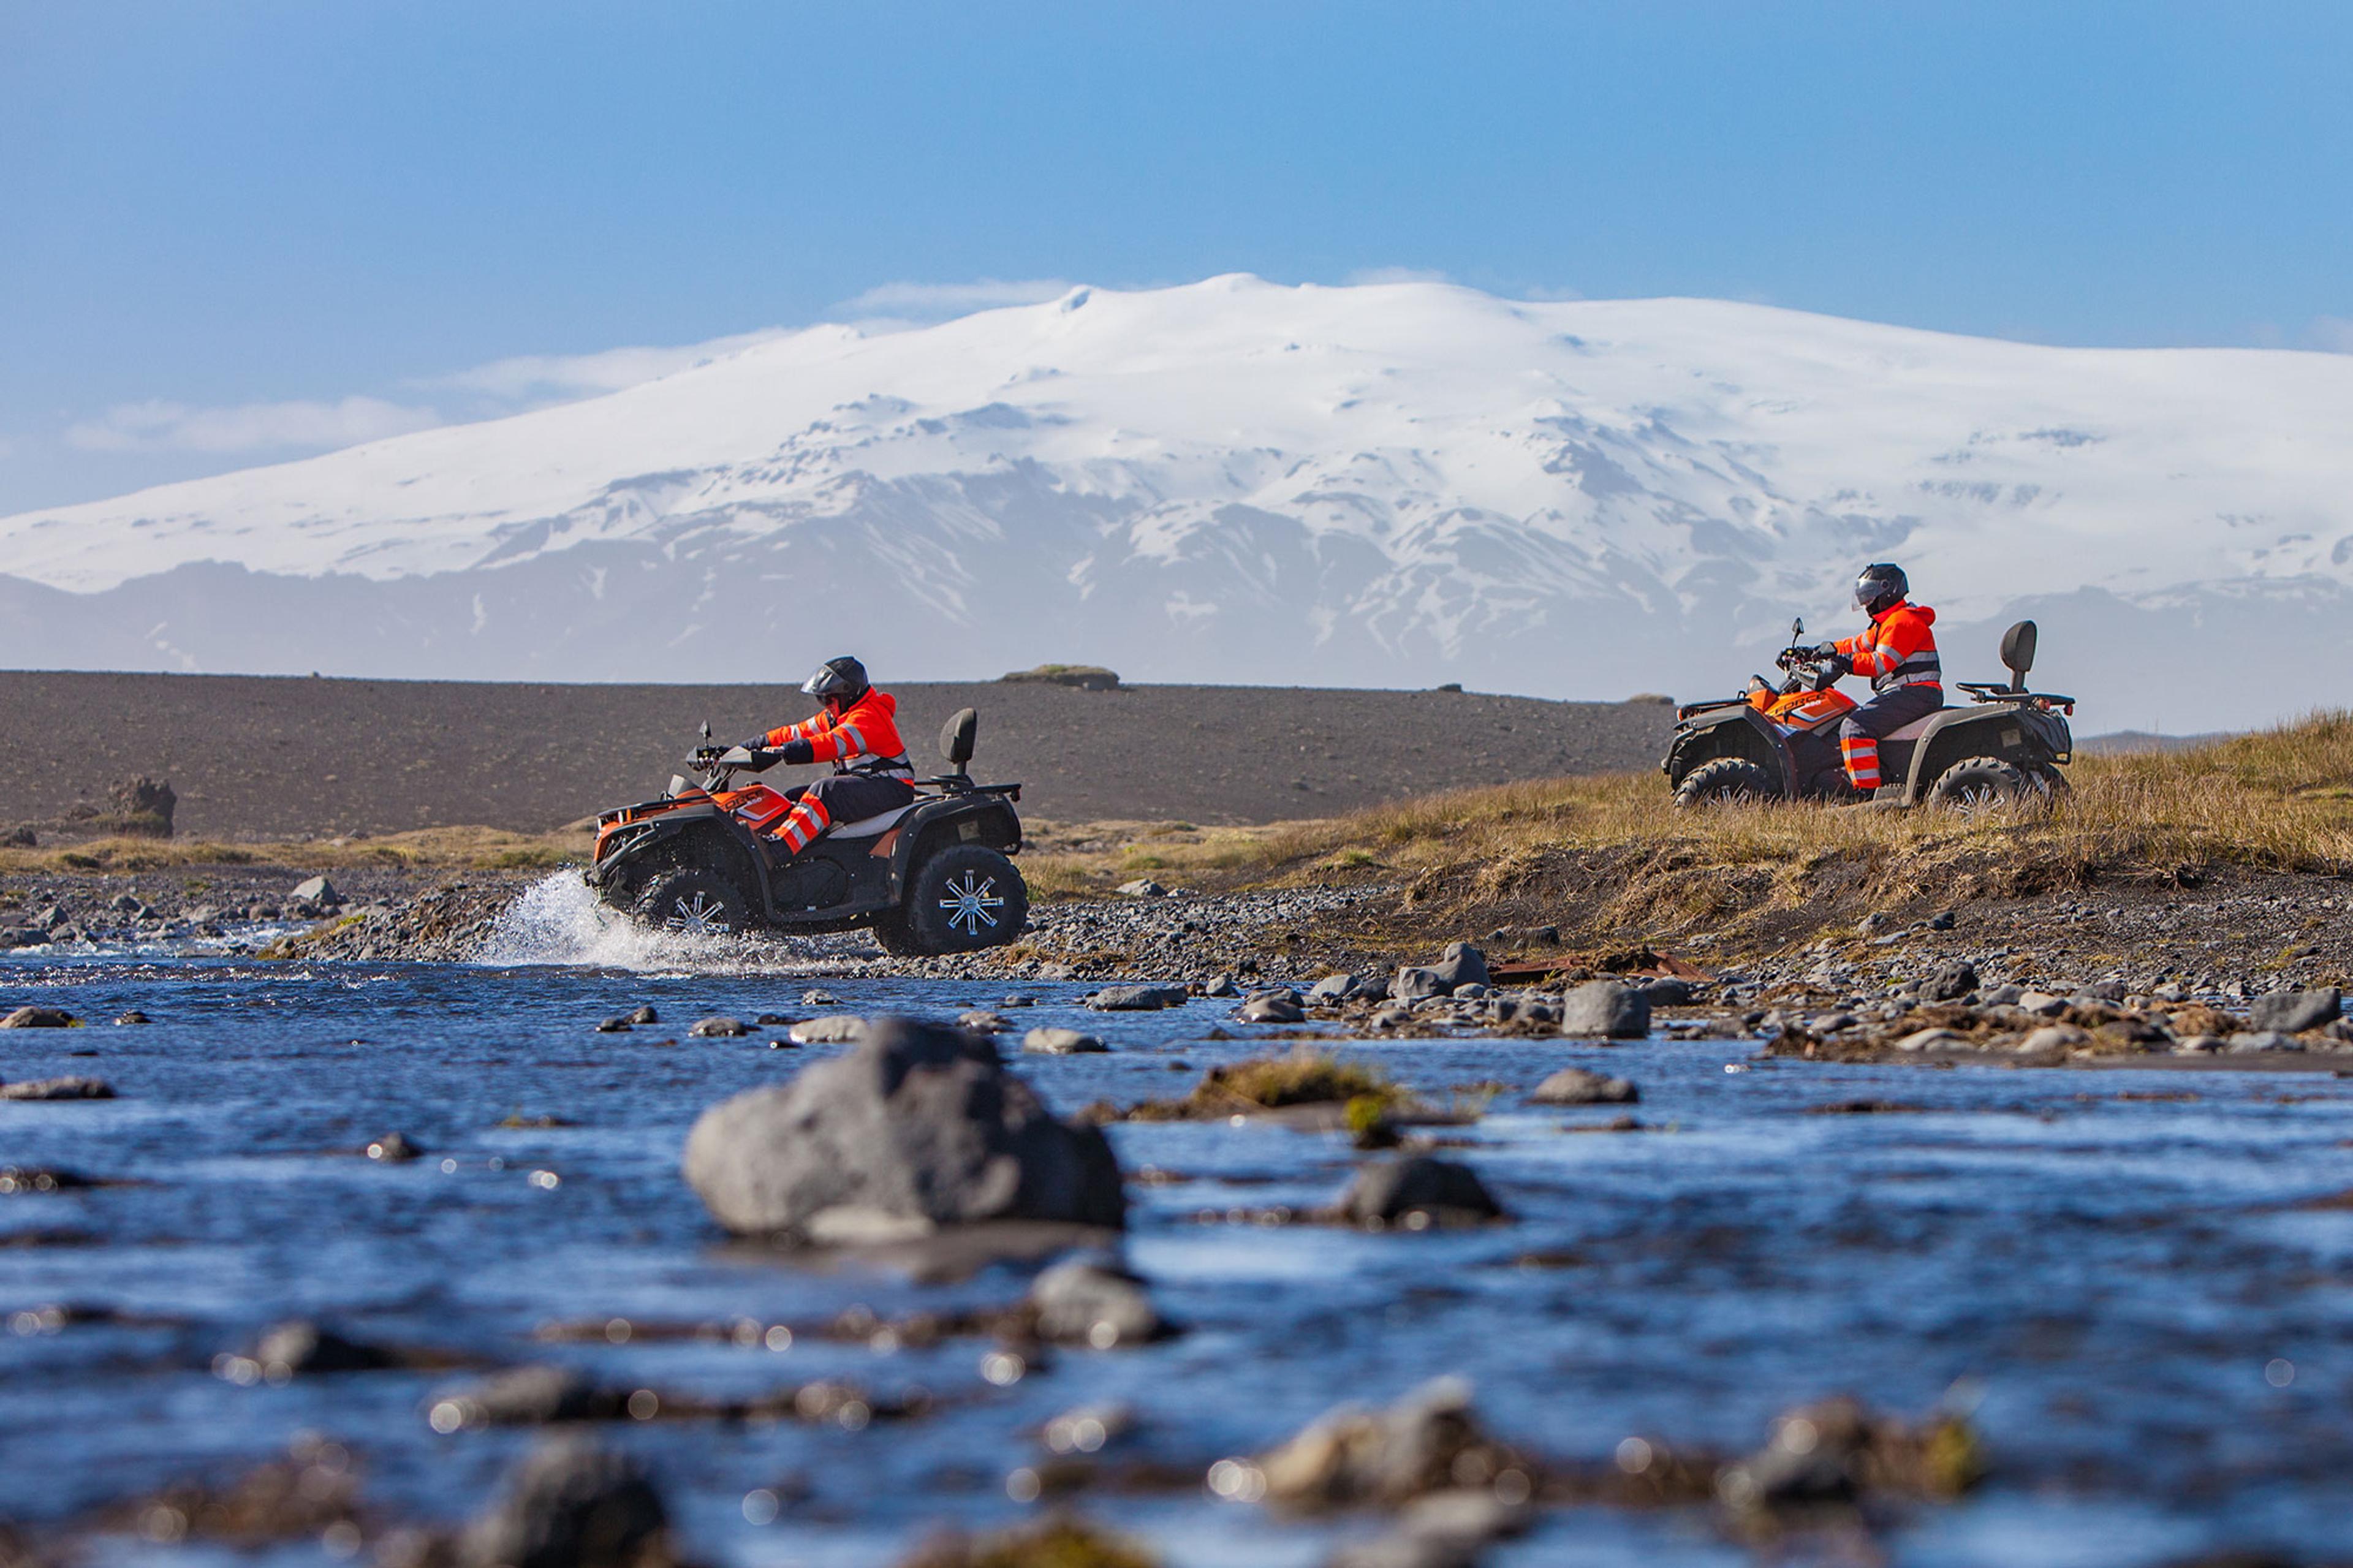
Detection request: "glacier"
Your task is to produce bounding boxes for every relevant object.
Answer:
[4,274,2351,732]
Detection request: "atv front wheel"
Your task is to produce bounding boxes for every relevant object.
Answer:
[1674,757,1776,808]
[1925,757,2028,818]
[634,866,750,936]
[877,844,1029,955]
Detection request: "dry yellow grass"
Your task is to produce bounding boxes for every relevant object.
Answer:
[0,824,593,876]
[1023,713,2353,943]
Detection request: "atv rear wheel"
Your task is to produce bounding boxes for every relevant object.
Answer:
[1925,757,2029,817]
[634,866,750,936]
[1674,757,1776,808]
[877,844,1028,955]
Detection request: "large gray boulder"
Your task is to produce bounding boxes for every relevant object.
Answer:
[1558,980,1650,1040]
[2251,987,2341,1034]
[681,1017,1125,1243]
[1430,942,1489,993]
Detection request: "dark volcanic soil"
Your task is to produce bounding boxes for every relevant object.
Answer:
[0,672,1675,838]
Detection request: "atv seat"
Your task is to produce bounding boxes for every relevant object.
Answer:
[830,803,916,838]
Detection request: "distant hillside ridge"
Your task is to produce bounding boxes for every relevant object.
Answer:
[0,672,1677,838]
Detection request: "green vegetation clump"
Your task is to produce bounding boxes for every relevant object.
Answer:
[999,664,1120,690]
[898,1516,1156,1568]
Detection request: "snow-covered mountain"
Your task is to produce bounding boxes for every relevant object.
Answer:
[7,275,2352,731]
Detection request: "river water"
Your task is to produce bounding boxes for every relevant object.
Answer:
[4,877,2351,1566]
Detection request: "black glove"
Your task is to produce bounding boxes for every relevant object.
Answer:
[778,738,816,767]
[1816,650,1853,680]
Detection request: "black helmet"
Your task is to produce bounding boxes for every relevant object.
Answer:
[801,656,869,705]
[1854,563,1909,618]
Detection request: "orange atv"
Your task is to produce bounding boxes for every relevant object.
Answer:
[584,707,1028,955]
[1665,618,2074,810]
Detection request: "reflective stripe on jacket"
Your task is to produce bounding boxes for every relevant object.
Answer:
[760,688,914,776]
[1836,602,1941,694]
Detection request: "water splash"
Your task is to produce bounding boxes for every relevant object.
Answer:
[476,872,840,972]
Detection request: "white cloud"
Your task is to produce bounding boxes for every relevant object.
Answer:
[65,396,443,455]
[430,328,793,401]
[2311,316,2353,354]
[829,278,1078,320]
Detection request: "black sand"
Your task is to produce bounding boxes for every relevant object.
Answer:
[0,671,1677,838]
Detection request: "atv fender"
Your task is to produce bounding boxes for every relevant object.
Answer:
[589,809,773,918]
[887,795,1023,892]
[1665,706,1794,794]
[1895,706,2072,803]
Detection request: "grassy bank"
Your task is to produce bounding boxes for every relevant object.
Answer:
[0,824,591,876]
[1027,712,2353,946]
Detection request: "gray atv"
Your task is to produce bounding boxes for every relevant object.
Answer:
[1664,619,2075,812]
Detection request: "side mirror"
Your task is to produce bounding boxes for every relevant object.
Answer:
[940,708,978,773]
[700,721,713,741]
[1999,620,2037,692]
[1791,616,1805,642]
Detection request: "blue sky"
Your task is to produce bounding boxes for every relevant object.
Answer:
[4,0,2350,512]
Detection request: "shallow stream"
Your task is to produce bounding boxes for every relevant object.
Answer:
[4,884,2351,1566]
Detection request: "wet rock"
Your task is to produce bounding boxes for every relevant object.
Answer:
[1026,1256,1168,1347]
[1258,1376,1526,1508]
[1202,974,1241,998]
[688,1016,748,1038]
[1528,1068,1638,1106]
[627,1004,660,1026]
[114,1010,151,1026]
[1023,1027,1107,1055]
[457,1438,672,1568]
[429,1365,626,1429]
[2018,1025,2091,1053]
[1641,977,1697,1007]
[1308,973,1363,1004]
[366,1132,425,1162]
[1558,981,1649,1040]
[682,1016,1125,1241]
[2251,988,2341,1034]
[788,1015,869,1045]
[0,1078,115,1100]
[1115,879,1169,898]
[1923,960,1979,1002]
[1240,991,1306,1024]
[1331,1490,1532,1568]
[800,990,837,1007]
[0,1165,96,1193]
[957,1010,1012,1034]
[290,876,341,908]
[1391,968,1446,1003]
[0,927,44,951]
[1713,1395,1982,1511]
[1894,1028,1969,1053]
[1339,1157,1505,1228]
[1087,984,1188,1012]
[1430,942,1488,993]
[2226,1031,2304,1054]
[0,1007,76,1029]
[252,1319,395,1376]
[593,1017,632,1034]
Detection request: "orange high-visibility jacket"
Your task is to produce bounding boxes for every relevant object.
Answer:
[760,689,914,776]
[1835,602,1942,692]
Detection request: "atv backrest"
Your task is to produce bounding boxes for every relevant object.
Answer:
[2001,620,2037,692]
[940,708,978,771]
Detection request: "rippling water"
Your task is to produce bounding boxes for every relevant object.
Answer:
[4,924,2351,1566]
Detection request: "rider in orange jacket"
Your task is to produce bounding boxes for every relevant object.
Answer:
[733,657,915,854]
[1808,564,1942,795]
